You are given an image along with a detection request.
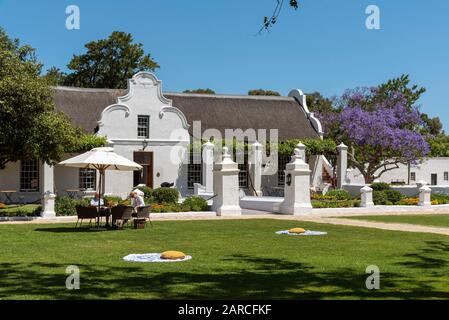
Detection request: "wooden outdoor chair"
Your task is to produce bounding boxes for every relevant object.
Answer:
[75,205,98,228]
[134,205,152,229]
[111,205,134,229]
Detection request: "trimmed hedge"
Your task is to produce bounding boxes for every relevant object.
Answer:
[370,182,391,191]
[55,196,89,216]
[312,200,360,208]
[152,187,179,204]
[325,189,352,200]
[0,204,42,217]
[183,196,208,211]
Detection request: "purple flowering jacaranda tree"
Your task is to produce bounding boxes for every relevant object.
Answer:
[318,87,430,184]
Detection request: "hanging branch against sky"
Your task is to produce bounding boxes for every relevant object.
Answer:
[258,0,299,34]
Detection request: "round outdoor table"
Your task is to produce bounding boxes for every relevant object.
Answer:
[0,190,17,204]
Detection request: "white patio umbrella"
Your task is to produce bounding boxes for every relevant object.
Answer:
[58,147,143,227]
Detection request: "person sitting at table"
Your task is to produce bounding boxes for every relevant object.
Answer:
[90,192,104,207]
[130,191,145,215]
[91,192,110,226]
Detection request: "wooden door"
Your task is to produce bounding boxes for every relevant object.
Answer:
[431,174,437,186]
[133,151,153,188]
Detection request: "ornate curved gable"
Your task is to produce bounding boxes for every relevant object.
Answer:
[97,72,190,141]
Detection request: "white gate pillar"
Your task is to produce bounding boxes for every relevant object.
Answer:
[337,142,348,189]
[41,162,56,218]
[202,141,214,193]
[280,147,312,215]
[249,141,263,196]
[212,147,242,216]
[360,186,374,207]
[418,185,431,207]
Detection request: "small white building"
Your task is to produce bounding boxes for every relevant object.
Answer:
[0,72,325,204]
[347,158,449,186]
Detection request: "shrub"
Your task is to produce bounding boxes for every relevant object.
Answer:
[396,197,419,206]
[0,203,5,209]
[183,196,208,211]
[55,196,89,216]
[152,187,179,204]
[325,189,352,200]
[0,204,41,217]
[384,189,404,204]
[370,182,391,191]
[135,185,152,198]
[119,198,131,206]
[431,193,449,205]
[103,195,122,207]
[311,200,359,208]
[373,190,392,205]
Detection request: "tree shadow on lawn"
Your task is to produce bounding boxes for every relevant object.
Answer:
[35,227,119,233]
[1,247,449,299]
[395,241,449,270]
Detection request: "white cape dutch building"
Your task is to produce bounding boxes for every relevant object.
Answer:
[0,72,326,204]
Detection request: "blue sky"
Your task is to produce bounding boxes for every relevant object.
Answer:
[1,0,448,130]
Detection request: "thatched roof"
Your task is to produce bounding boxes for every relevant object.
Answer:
[53,86,320,140]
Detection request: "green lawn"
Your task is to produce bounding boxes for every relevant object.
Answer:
[1,219,449,299]
[347,214,449,228]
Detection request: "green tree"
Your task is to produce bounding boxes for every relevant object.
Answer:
[43,67,67,86]
[0,28,79,169]
[428,135,449,157]
[306,92,334,114]
[420,113,444,136]
[248,89,280,96]
[183,88,215,94]
[64,31,159,89]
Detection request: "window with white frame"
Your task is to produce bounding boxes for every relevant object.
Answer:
[445,172,448,181]
[137,115,150,138]
[410,172,416,181]
[20,160,39,192]
[79,168,97,190]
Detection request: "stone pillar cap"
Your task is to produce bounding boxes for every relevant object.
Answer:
[252,141,262,149]
[203,140,214,147]
[337,142,348,149]
[419,185,431,191]
[361,185,373,192]
[296,142,306,149]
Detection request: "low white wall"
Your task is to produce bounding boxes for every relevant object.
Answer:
[343,183,449,197]
[342,184,365,197]
[240,196,283,212]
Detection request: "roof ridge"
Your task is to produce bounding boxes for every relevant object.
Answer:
[53,86,293,100]
[164,92,293,101]
[53,86,124,93]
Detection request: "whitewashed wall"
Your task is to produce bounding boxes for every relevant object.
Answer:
[97,72,190,197]
[346,158,449,186]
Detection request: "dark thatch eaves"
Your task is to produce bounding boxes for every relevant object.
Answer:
[53,87,320,140]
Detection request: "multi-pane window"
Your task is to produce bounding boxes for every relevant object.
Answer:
[137,115,150,138]
[410,172,416,181]
[187,152,202,189]
[79,168,97,190]
[20,160,39,192]
[277,155,290,186]
[238,163,249,188]
[444,172,448,181]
